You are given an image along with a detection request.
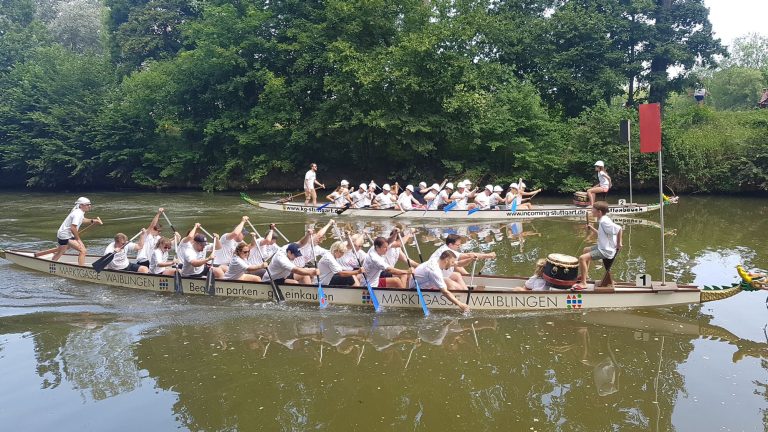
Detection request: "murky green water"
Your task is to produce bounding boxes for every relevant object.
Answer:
[0,191,766,431]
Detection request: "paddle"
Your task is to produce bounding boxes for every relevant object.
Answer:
[397,232,429,317]
[278,190,307,203]
[317,202,332,211]
[412,229,424,263]
[246,220,284,303]
[36,222,100,257]
[195,226,218,295]
[347,231,381,312]
[336,194,368,215]
[442,201,457,213]
[273,226,290,244]
[161,211,183,294]
[93,230,143,273]
[309,235,328,308]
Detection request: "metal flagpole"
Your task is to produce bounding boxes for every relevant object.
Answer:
[628,131,633,204]
[658,150,666,285]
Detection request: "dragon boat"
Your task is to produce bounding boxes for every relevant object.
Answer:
[1,249,760,312]
[242,193,670,221]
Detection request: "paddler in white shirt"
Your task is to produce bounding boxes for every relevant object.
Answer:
[435,183,454,210]
[489,186,504,209]
[517,181,541,209]
[397,185,422,210]
[474,185,494,210]
[412,251,469,312]
[52,197,103,266]
[212,216,250,273]
[349,183,368,208]
[134,208,165,269]
[428,234,496,290]
[303,162,325,206]
[326,180,351,207]
[423,183,441,210]
[372,184,397,209]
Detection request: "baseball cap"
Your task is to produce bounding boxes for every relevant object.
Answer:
[463,179,472,185]
[419,182,427,188]
[457,181,466,189]
[359,183,367,190]
[430,183,440,191]
[341,179,349,186]
[485,184,493,192]
[406,184,414,192]
[493,185,503,193]
[286,243,302,257]
[509,183,519,189]
[595,160,605,167]
[445,182,454,190]
[382,184,391,191]
[75,197,91,205]
[194,234,207,244]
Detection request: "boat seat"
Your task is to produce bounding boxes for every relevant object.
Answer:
[597,255,616,291]
[596,191,608,202]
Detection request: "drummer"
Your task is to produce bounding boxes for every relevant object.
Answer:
[573,201,622,290]
[510,259,548,291]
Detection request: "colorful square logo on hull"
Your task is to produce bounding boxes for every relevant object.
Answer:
[362,292,371,305]
[159,279,169,290]
[49,263,56,274]
[566,294,583,309]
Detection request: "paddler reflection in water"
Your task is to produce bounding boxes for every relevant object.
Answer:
[412,250,470,312]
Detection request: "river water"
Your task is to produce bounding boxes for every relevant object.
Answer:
[0,191,766,431]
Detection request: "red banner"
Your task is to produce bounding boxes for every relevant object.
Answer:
[639,103,661,153]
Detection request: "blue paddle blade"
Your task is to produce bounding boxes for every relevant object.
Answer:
[366,282,381,312]
[413,280,430,317]
[510,199,517,214]
[443,201,457,213]
[468,207,480,215]
[318,283,328,309]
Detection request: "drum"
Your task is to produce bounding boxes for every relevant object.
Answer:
[573,191,589,207]
[543,253,579,289]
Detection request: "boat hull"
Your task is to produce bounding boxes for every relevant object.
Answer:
[253,200,661,221]
[2,250,712,312]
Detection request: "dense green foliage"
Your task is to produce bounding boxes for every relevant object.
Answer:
[0,0,765,193]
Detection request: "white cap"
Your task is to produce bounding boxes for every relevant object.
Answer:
[457,181,466,189]
[430,183,440,191]
[419,182,427,188]
[383,183,391,191]
[493,185,503,193]
[368,182,377,189]
[463,179,472,185]
[340,179,349,186]
[359,183,367,190]
[509,183,519,189]
[485,184,493,192]
[595,160,605,167]
[406,184,414,192]
[75,197,91,205]
[445,182,454,190]
[519,181,526,189]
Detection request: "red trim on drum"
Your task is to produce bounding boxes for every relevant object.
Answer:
[542,273,577,289]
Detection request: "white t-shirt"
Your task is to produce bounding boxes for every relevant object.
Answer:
[451,191,469,210]
[475,192,491,210]
[362,250,389,287]
[411,259,447,291]
[304,170,316,190]
[104,241,139,270]
[424,191,438,209]
[525,275,548,291]
[694,88,706,97]
[374,193,396,209]
[506,192,522,209]
[429,244,461,277]
[57,208,85,240]
[263,248,296,281]
[292,243,326,268]
[180,242,212,276]
[136,233,160,262]
[383,246,402,267]
[435,190,450,208]
[224,256,250,280]
[397,193,415,211]
[489,193,502,208]
[597,215,622,259]
[328,191,346,207]
[598,171,610,189]
[149,248,169,274]
[248,242,278,265]
[318,253,344,285]
[349,190,365,207]
[340,249,365,270]
[213,234,239,265]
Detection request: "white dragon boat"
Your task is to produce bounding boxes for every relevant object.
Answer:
[1,249,757,312]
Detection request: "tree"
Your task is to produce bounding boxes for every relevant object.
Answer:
[724,33,768,70]
[704,67,765,110]
[48,0,104,53]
